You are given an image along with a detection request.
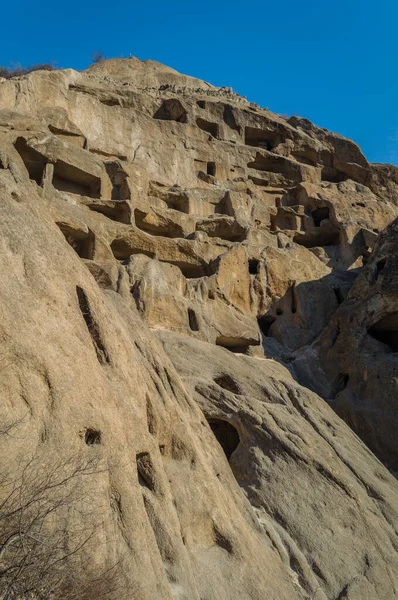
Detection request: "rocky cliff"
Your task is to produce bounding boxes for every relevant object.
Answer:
[0,57,398,600]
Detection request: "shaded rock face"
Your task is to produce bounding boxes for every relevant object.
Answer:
[0,57,397,599]
[299,218,398,472]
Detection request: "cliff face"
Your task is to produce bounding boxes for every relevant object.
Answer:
[0,57,398,600]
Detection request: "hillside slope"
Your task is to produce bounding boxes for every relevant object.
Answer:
[0,57,397,599]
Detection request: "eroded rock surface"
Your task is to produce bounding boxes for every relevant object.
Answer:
[0,57,398,599]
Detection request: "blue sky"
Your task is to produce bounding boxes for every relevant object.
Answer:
[1,0,397,165]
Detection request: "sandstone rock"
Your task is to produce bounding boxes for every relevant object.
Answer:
[160,331,398,600]
[0,57,398,599]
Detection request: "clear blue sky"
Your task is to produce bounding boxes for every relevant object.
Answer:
[1,0,397,165]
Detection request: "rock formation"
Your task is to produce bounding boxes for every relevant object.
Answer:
[0,57,397,599]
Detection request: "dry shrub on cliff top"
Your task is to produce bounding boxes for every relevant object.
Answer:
[0,64,55,79]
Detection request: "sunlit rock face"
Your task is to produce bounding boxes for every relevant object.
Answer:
[0,57,398,600]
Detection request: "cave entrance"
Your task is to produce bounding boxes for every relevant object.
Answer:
[207,162,216,176]
[153,99,188,123]
[57,223,94,259]
[207,418,240,460]
[248,259,259,275]
[14,137,47,185]
[53,161,101,198]
[368,312,398,352]
[312,207,330,227]
[244,126,279,150]
[196,118,219,139]
[258,315,276,336]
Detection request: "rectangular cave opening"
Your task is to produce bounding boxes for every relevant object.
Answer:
[207,162,216,176]
[248,152,285,173]
[57,223,95,259]
[188,308,200,331]
[76,285,109,364]
[215,336,252,354]
[244,127,279,150]
[248,259,260,275]
[321,167,347,183]
[14,137,47,185]
[153,99,188,123]
[110,239,155,262]
[165,261,207,279]
[312,207,330,227]
[196,118,219,139]
[87,201,131,224]
[248,175,270,187]
[53,160,101,198]
[293,229,340,248]
[164,189,190,214]
[291,151,317,166]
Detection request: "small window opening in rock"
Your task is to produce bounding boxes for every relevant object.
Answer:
[14,137,47,185]
[196,118,219,139]
[368,312,398,352]
[333,287,344,305]
[207,418,240,460]
[197,100,206,109]
[258,315,276,336]
[312,207,330,227]
[85,429,101,445]
[376,258,387,275]
[76,286,110,364]
[207,162,216,176]
[332,373,349,397]
[291,284,297,314]
[276,307,283,316]
[248,259,259,275]
[188,308,199,331]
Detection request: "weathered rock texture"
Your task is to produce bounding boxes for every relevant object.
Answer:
[0,57,398,599]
